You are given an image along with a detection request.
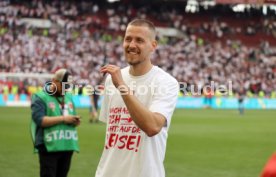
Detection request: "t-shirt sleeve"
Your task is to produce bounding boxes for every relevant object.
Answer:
[31,95,46,127]
[149,77,179,129]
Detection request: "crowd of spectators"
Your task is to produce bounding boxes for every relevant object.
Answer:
[0,0,275,98]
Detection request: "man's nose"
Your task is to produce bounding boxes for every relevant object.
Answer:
[129,40,136,48]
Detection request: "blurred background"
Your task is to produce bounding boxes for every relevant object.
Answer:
[0,0,276,177]
[0,0,275,108]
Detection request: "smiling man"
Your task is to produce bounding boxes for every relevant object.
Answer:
[95,19,179,177]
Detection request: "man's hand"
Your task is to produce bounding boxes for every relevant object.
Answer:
[41,115,81,127]
[100,65,125,88]
[64,115,81,126]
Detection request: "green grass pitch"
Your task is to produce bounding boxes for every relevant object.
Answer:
[0,107,275,177]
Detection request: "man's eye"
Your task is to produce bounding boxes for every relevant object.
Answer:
[125,38,131,42]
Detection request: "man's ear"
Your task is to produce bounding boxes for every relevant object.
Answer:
[151,40,157,52]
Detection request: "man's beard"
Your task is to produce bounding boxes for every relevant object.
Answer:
[126,55,145,66]
[128,59,142,66]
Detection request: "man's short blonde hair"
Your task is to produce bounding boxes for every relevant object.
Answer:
[128,19,156,40]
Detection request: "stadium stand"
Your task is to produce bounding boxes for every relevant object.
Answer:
[0,0,275,99]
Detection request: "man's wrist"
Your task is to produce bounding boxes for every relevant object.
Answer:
[117,84,133,95]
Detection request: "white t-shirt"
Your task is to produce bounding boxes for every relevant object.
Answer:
[96,66,179,177]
